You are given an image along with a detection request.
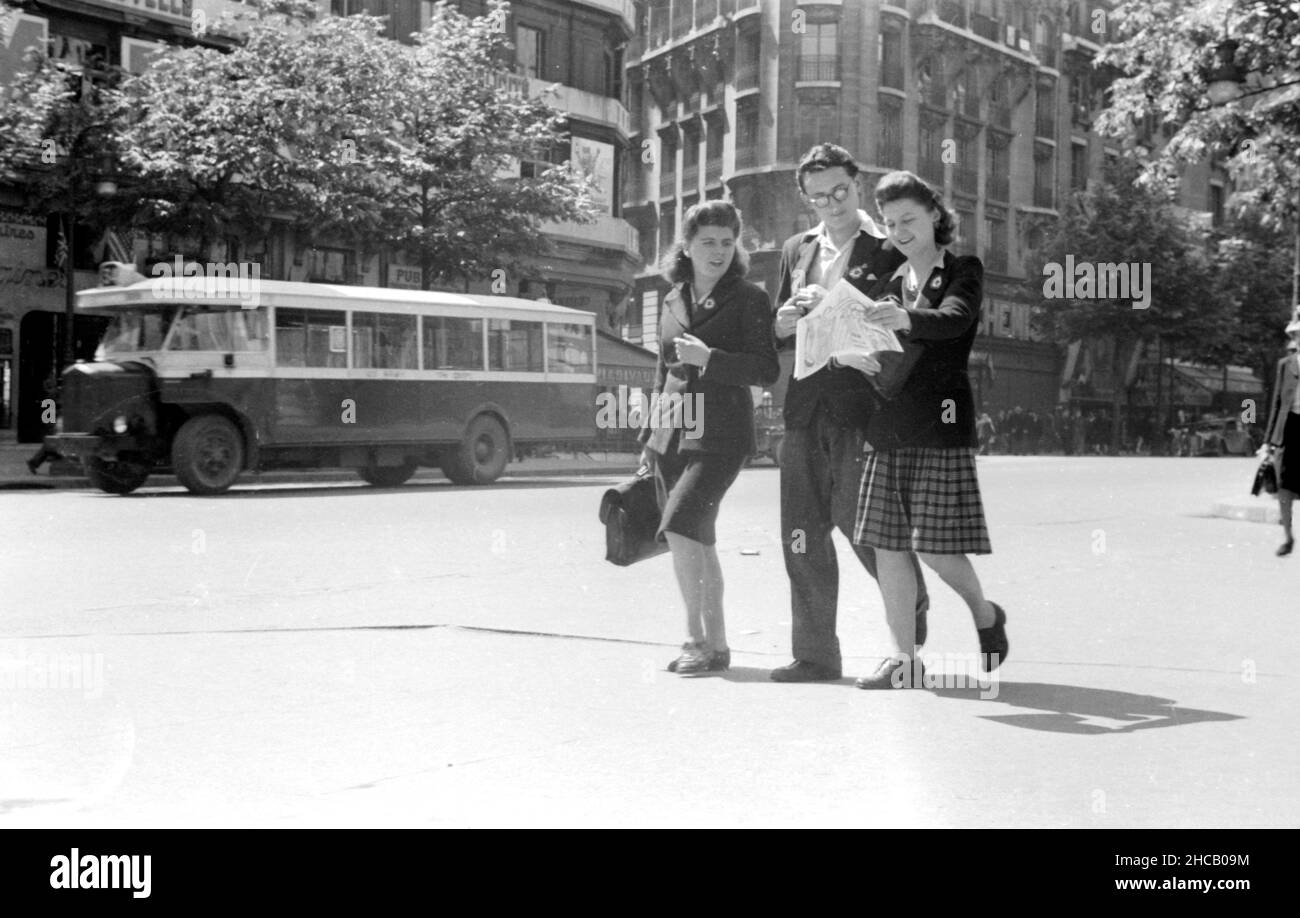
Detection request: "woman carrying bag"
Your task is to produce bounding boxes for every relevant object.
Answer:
[639,201,780,676]
[1262,316,1300,556]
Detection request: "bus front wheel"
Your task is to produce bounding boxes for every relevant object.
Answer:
[85,455,150,495]
[442,415,509,485]
[173,414,245,495]
[358,460,417,487]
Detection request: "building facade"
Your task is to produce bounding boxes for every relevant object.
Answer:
[619,0,1230,421]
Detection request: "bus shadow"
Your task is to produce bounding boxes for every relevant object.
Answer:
[929,681,1244,734]
[117,477,617,499]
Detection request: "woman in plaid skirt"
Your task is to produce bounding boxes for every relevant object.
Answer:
[837,171,1009,689]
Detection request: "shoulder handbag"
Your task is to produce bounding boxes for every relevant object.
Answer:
[1251,452,1279,496]
[599,466,669,566]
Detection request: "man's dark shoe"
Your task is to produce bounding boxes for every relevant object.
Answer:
[915,596,929,648]
[1278,538,1294,557]
[977,602,1009,673]
[769,660,841,682]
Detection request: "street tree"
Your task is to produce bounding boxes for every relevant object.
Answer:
[1095,0,1300,270]
[1027,157,1216,451]
[370,0,597,289]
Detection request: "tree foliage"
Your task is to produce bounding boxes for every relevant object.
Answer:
[1097,0,1300,230]
[1028,157,1216,446]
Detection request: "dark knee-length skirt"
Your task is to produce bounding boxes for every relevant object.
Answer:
[653,446,746,546]
[1280,412,1300,494]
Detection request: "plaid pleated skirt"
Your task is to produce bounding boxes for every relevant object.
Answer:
[852,447,992,554]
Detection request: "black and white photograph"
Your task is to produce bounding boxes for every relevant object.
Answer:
[0,0,1295,862]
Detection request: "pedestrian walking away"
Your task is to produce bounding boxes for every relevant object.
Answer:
[1262,314,1300,556]
[639,200,781,675]
[844,170,1009,689]
[768,143,931,684]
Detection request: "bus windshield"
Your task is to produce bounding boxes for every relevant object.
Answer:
[98,306,180,355]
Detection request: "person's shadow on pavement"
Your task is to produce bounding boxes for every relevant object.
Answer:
[929,682,1243,734]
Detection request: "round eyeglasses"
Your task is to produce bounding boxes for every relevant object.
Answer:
[804,184,853,208]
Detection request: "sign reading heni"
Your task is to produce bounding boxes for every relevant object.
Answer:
[85,0,192,23]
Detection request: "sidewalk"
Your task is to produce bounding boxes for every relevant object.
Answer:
[0,441,641,491]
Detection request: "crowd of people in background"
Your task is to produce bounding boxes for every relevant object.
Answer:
[975,406,1129,456]
[972,405,1264,457]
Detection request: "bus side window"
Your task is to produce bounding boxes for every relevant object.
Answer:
[489,319,544,372]
[423,316,483,370]
[276,308,308,367]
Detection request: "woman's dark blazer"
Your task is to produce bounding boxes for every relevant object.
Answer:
[1264,353,1300,446]
[639,271,780,457]
[863,250,982,451]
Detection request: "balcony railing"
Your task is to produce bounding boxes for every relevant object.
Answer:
[543,214,640,257]
[798,55,839,82]
[986,172,1009,202]
[527,78,630,135]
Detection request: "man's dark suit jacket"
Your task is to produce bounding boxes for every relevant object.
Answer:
[775,222,906,431]
[640,272,780,458]
[1265,353,1300,446]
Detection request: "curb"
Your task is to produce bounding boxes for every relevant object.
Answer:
[0,464,642,492]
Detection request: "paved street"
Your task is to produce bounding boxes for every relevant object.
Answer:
[1,456,1295,827]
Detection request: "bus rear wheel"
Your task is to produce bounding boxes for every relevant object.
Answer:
[173,414,245,495]
[441,415,509,485]
[85,455,150,495]
[358,460,417,487]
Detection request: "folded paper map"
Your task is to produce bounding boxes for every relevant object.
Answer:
[793,279,904,380]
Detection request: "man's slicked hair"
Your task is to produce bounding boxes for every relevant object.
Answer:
[796,143,860,193]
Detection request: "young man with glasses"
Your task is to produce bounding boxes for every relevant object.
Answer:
[769,144,930,683]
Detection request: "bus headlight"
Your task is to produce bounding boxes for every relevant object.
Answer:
[113,415,129,434]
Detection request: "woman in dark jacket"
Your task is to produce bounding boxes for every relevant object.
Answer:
[1263,317,1300,555]
[840,171,1008,689]
[639,200,780,675]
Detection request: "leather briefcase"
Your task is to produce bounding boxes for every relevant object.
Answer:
[1252,453,1279,496]
[599,467,669,566]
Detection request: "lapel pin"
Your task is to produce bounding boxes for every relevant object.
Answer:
[847,266,864,280]
[930,275,943,289]
[702,297,716,310]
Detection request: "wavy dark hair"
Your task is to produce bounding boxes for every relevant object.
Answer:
[661,200,750,285]
[873,170,957,247]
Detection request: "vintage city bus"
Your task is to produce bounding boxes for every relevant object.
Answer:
[47,276,598,494]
